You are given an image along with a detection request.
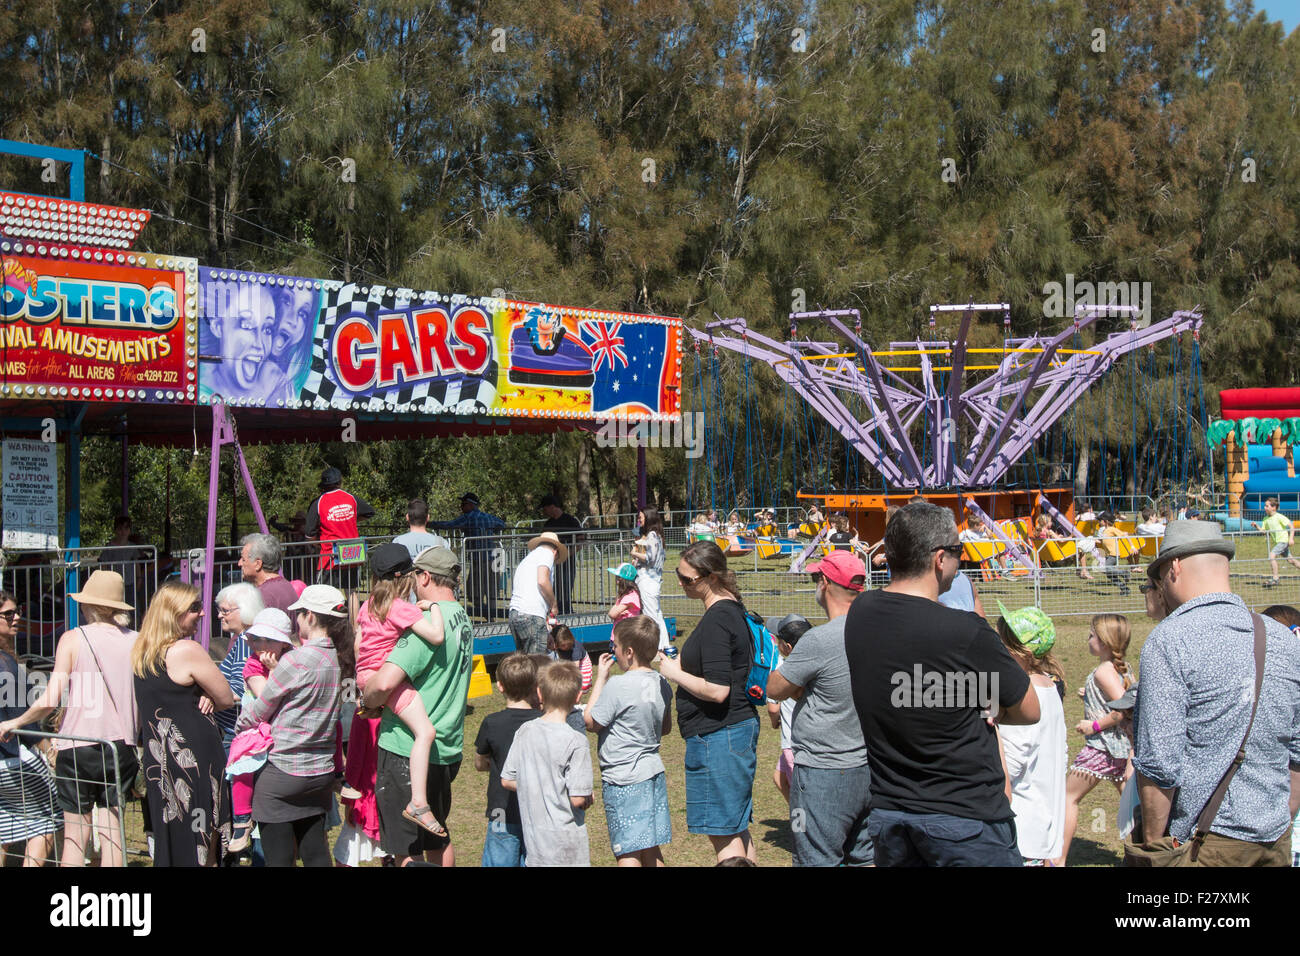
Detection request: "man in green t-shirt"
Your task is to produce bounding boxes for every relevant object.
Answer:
[363,546,476,865]
[1261,497,1300,588]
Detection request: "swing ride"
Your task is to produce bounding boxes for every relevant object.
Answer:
[685,302,1209,564]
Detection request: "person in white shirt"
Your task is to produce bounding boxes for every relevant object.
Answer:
[995,604,1068,866]
[508,532,566,655]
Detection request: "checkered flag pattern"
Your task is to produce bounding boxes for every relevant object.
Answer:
[297,284,499,414]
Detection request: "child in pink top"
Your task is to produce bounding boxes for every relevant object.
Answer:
[225,608,297,851]
[343,545,445,838]
[606,563,642,622]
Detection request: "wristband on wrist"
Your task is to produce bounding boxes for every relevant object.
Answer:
[1091,720,1101,734]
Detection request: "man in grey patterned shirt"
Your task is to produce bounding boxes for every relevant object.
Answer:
[1135,521,1300,866]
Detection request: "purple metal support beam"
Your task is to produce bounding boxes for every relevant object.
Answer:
[962,499,1037,574]
[1036,494,1082,538]
[789,524,831,573]
[199,404,269,649]
[690,305,1202,493]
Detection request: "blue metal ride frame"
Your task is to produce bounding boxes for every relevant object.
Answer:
[0,140,86,200]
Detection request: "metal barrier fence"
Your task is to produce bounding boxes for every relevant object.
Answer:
[0,548,158,663]
[2,729,145,867]
[459,529,640,622]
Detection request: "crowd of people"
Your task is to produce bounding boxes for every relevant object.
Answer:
[1,493,1298,868]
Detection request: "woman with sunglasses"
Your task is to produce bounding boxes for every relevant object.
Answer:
[657,541,760,863]
[213,583,265,751]
[0,590,61,865]
[0,569,139,866]
[133,581,236,865]
[237,584,353,867]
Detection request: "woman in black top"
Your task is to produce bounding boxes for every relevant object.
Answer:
[658,541,759,863]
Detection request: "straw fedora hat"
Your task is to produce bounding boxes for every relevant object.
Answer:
[527,531,569,564]
[68,570,134,611]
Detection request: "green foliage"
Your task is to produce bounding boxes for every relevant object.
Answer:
[4,0,1299,539]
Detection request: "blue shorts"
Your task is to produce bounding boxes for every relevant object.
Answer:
[603,773,671,856]
[684,719,759,836]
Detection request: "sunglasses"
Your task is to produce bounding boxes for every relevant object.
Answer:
[933,544,963,557]
[676,568,705,586]
[0,606,22,622]
[1138,583,1156,594]
[187,602,203,614]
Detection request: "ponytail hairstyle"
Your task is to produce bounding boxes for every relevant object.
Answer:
[995,617,1067,689]
[1090,613,1132,686]
[367,569,415,624]
[679,540,742,603]
[300,608,356,681]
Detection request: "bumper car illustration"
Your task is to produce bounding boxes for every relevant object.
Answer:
[507,323,595,389]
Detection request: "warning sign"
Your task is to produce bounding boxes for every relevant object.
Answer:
[2,439,59,549]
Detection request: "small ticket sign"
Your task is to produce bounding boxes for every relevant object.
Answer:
[2,438,59,549]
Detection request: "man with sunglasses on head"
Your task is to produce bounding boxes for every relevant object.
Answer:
[766,551,874,866]
[843,502,1041,866]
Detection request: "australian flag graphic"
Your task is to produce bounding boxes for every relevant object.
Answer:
[584,320,670,415]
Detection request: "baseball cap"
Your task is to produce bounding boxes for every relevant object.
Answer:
[369,542,413,580]
[413,546,461,577]
[245,608,295,645]
[319,467,342,488]
[460,492,481,506]
[607,562,638,582]
[806,550,867,591]
[996,601,1056,657]
[289,584,348,618]
[1108,684,1138,711]
[764,613,811,645]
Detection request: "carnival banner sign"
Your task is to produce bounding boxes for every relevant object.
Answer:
[197,268,682,421]
[1,253,198,403]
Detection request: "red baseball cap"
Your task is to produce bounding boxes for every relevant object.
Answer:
[806,550,867,591]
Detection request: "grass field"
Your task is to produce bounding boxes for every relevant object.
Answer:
[37,532,1298,868]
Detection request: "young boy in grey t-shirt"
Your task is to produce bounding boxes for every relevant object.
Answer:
[501,661,593,866]
[584,615,674,866]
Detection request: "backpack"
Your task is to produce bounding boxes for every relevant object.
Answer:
[741,610,779,704]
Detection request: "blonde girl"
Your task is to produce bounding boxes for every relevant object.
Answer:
[1056,613,1133,866]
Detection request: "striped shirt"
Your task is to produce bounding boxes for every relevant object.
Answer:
[236,637,342,777]
[1133,592,1300,843]
[215,636,250,739]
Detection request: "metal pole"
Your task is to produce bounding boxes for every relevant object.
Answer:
[637,444,647,510]
[64,404,86,629]
[120,432,129,516]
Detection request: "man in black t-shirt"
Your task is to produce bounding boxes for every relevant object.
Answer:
[844,502,1041,866]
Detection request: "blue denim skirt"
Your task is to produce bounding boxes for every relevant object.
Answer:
[603,772,671,855]
[684,718,759,836]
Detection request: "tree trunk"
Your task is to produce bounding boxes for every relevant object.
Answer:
[206,124,219,264]
[575,433,593,521]
[1074,439,1089,498]
[223,112,242,251]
